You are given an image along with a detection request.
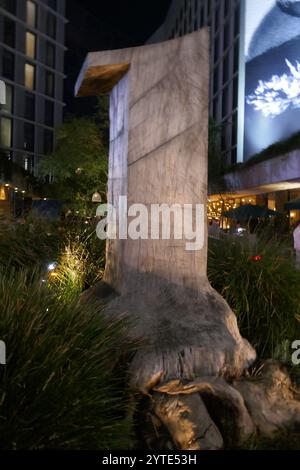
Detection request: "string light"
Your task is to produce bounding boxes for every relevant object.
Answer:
[207,195,257,227]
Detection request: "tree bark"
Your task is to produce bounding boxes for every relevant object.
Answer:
[76,30,300,449]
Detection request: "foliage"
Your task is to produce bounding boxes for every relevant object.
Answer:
[0,216,61,272]
[0,215,105,296]
[208,236,300,358]
[38,117,108,209]
[229,130,300,172]
[0,267,135,449]
[48,218,105,302]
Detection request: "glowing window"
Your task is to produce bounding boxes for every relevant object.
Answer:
[25,63,35,90]
[26,32,36,59]
[26,0,37,28]
[0,117,12,148]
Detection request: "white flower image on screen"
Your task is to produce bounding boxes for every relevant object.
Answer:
[246,59,300,118]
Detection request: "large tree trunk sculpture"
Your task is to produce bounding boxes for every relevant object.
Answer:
[76,30,300,449]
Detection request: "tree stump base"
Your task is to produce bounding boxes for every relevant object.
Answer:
[139,360,300,450]
[82,280,300,449]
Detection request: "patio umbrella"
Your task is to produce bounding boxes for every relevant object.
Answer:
[285,197,300,210]
[222,204,281,220]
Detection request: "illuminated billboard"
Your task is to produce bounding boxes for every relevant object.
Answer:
[243,0,300,160]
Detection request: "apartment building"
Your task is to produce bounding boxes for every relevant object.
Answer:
[0,0,66,174]
[148,0,300,223]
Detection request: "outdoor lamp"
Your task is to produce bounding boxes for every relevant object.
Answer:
[92,191,101,203]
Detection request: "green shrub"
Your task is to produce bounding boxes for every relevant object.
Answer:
[208,236,300,358]
[0,216,105,296]
[0,217,61,271]
[60,218,105,290]
[0,268,135,450]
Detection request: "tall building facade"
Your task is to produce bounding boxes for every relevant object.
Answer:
[0,0,66,175]
[149,0,241,167]
[149,0,300,224]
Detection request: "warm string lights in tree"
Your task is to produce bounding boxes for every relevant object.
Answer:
[207,196,256,222]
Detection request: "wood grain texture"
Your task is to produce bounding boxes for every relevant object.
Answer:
[76,31,256,393]
[76,30,209,292]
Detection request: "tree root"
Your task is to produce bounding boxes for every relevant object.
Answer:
[144,361,300,450]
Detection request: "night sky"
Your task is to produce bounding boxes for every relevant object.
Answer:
[75,0,172,46]
[64,0,172,116]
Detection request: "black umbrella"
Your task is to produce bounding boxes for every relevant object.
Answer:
[285,197,300,210]
[222,204,281,220]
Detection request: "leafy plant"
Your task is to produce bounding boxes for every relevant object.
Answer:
[0,267,135,450]
[0,216,61,272]
[38,117,108,210]
[208,236,300,358]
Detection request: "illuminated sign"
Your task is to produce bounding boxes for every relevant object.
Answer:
[242,0,300,160]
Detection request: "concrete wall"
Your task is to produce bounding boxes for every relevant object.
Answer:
[224,150,300,193]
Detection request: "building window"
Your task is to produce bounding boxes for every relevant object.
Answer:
[213,65,219,95]
[46,13,56,39]
[24,156,29,171]
[234,39,239,73]
[231,111,237,148]
[3,17,15,48]
[25,63,35,90]
[224,21,231,51]
[23,155,33,172]
[2,50,15,80]
[1,84,13,114]
[44,99,54,127]
[0,0,16,14]
[233,76,238,109]
[234,4,240,38]
[47,0,57,9]
[214,34,220,64]
[25,31,36,59]
[214,9,220,32]
[0,117,12,148]
[223,53,230,84]
[24,92,35,121]
[200,6,204,27]
[45,71,55,96]
[213,96,219,119]
[44,129,53,154]
[207,1,211,18]
[45,41,55,68]
[222,87,229,118]
[225,0,231,17]
[24,123,35,151]
[26,0,37,28]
